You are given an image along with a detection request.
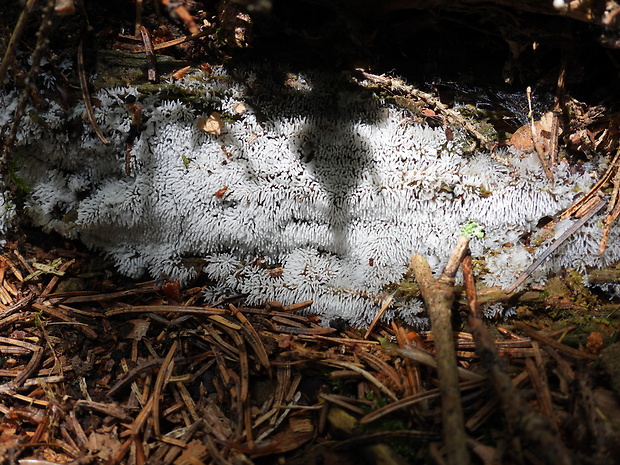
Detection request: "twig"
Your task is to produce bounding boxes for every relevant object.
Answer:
[410,234,473,465]
[282,300,314,312]
[364,293,393,339]
[40,259,75,298]
[524,357,556,427]
[0,0,38,86]
[77,41,108,145]
[130,28,213,51]
[527,86,554,181]
[462,255,575,465]
[0,336,43,388]
[513,321,598,361]
[139,26,158,83]
[360,380,486,425]
[105,304,227,317]
[0,294,35,319]
[505,198,606,293]
[397,346,485,382]
[320,359,398,402]
[549,62,567,168]
[599,157,620,253]
[463,254,525,458]
[51,283,161,304]
[74,400,132,422]
[152,340,178,437]
[229,304,271,372]
[358,70,490,148]
[560,151,620,221]
[392,322,423,397]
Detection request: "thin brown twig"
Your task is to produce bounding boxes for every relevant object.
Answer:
[549,61,567,167]
[599,160,620,253]
[229,304,271,372]
[364,293,393,339]
[462,255,575,465]
[410,234,472,465]
[360,379,486,425]
[513,321,598,360]
[152,340,178,437]
[320,359,399,402]
[524,357,557,428]
[0,336,43,389]
[105,305,228,317]
[560,151,620,221]
[77,41,108,145]
[40,259,74,298]
[139,26,158,83]
[397,346,485,382]
[392,323,423,397]
[358,70,490,148]
[505,198,607,293]
[0,0,38,86]
[527,86,554,181]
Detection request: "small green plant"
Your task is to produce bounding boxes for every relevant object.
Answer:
[181,154,192,168]
[461,220,485,239]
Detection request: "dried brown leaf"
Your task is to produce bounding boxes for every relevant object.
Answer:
[197,112,223,135]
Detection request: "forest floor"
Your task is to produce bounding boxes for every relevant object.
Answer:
[1,1,620,464]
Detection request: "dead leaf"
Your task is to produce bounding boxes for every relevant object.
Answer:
[172,66,191,81]
[509,123,534,150]
[509,111,555,151]
[214,186,228,198]
[199,63,213,74]
[197,112,223,135]
[232,103,246,114]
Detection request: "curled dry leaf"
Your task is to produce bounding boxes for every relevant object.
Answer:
[509,111,555,151]
[196,112,223,135]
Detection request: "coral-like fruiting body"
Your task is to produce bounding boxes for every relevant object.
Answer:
[1,65,617,326]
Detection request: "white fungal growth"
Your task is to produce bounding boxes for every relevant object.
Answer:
[1,64,618,326]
